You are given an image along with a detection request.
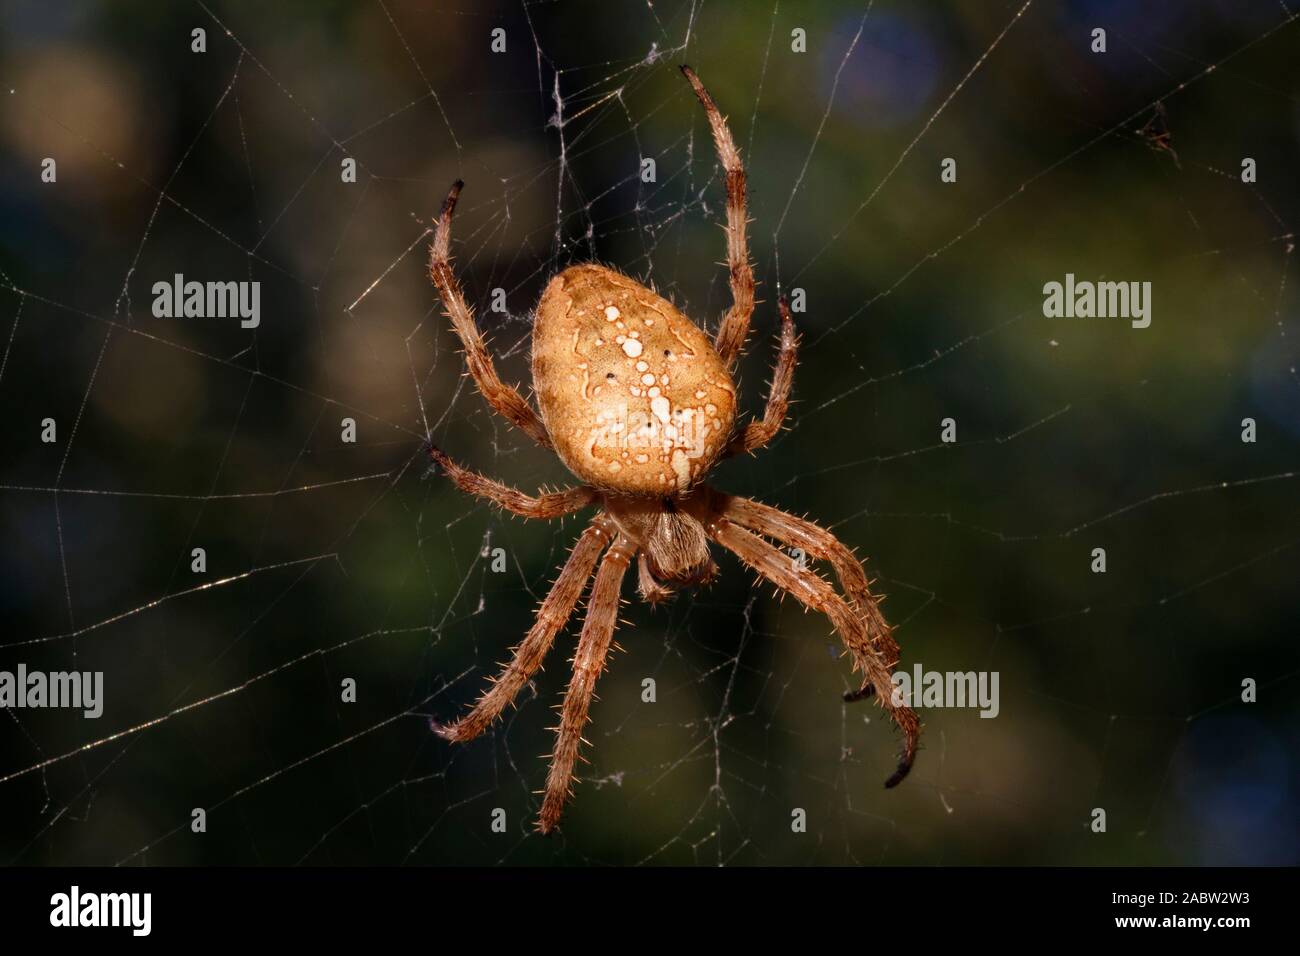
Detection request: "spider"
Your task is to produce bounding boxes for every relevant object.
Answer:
[427,66,919,834]
[1136,101,1180,168]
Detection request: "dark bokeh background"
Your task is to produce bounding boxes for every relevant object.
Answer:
[1,1,1297,865]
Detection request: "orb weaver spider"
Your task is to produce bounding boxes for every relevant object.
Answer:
[428,66,918,834]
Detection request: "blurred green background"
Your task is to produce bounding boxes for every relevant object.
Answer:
[1,0,1297,865]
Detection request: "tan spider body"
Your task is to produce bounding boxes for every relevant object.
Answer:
[428,67,919,834]
[533,263,738,496]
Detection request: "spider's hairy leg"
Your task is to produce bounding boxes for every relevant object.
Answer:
[429,180,553,448]
[714,492,901,674]
[842,684,877,704]
[428,445,598,519]
[637,553,676,605]
[538,533,635,834]
[432,516,615,744]
[680,66,754,372]
[703,516,919,788]
[726,296,798,458]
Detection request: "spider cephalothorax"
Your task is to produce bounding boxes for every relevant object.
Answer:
[427,66,919,834]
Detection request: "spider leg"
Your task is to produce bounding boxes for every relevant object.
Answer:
[713,492,901,672]
[429,181,553,448]
[538,533,635,833]
[637,553,676,605]
[429,445,597,519]
[681,66,755,372]
[433,516,615,743]
[842,684,877,703]
[636,552,720,604]
[726,296,797,458]
[703,514,918,788]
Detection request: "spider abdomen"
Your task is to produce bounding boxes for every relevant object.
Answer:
[533,263,737,495]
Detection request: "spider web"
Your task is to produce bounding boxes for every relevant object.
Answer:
[1,0,1298,866]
